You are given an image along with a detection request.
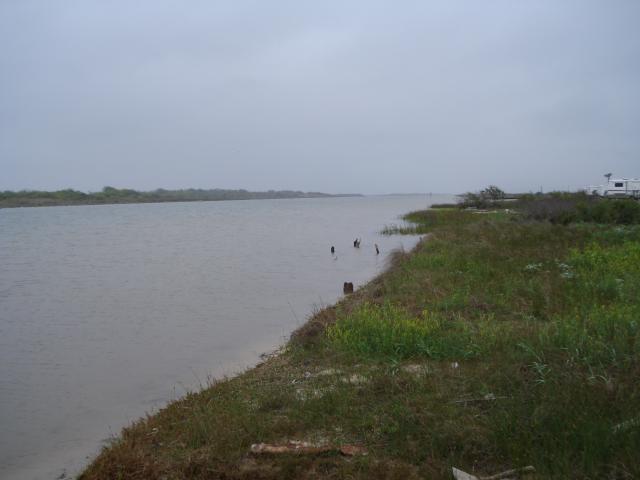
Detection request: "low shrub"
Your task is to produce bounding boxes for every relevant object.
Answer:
[583,198,640,224]
[516,193,640,225]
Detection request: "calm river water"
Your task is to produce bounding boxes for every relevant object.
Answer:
[0,194,452,479]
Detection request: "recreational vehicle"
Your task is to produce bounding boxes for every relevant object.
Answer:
[599,178,640,198]
[583,178,640,198]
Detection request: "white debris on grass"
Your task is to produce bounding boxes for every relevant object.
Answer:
[316,368,342,377]
[342,373,368,385]
[402,364,430,375]
[524,263,543,272]
[295,387,331,401]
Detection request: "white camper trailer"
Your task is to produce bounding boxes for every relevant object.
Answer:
[600,178,640,198]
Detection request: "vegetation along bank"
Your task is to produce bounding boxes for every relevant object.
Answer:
[81,192,640,479]
[0,187,359,209]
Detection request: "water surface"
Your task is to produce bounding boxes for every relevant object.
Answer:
[0,194,452,479]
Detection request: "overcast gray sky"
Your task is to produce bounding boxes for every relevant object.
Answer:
[1,1,638,194]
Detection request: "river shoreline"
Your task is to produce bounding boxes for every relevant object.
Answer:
[80,227,421,480]
[2,195,440,480]
[79,204,640,479]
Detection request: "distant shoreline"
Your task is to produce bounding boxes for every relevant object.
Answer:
[0,188,362,209]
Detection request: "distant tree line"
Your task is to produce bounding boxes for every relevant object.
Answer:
[0,187,359,208]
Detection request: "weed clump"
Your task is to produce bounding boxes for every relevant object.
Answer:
[327,302,504,361]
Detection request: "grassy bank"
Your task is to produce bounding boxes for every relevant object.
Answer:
[81,206,640,479]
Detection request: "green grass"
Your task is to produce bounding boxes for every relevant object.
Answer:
[330,211,640,477]
[381,208,486,234]
[326,302,499,360]
[81,207,640,479]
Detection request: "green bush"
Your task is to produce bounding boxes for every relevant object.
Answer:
[460,185,506,209]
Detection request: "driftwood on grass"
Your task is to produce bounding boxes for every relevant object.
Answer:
[250,441,367,457]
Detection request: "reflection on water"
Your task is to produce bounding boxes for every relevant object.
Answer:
[0,194,452,479]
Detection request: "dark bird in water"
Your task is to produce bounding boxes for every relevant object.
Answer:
[375,244,380,255]
[331,246,335,254]
[354,238,361,248]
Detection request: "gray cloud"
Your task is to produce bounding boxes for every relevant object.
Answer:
[1,0,639,193]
